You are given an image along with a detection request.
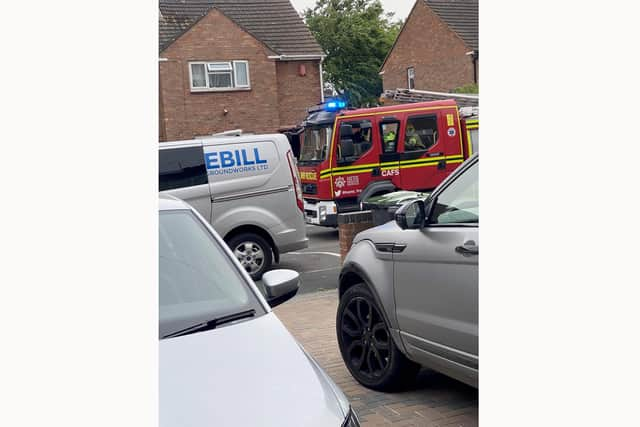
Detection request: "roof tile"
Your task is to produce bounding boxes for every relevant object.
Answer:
[159,0,324,56]
[425,0,478,51]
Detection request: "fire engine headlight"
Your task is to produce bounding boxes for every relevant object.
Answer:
[319,206,327,221]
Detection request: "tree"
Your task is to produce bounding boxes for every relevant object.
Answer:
[304,0,402,107]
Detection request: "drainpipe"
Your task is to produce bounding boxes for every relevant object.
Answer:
[466,50,478,84]
[319,56,325,102]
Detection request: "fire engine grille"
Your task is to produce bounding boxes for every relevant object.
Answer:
[302,183,317,194]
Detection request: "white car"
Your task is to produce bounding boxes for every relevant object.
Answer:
[159,195,359,427]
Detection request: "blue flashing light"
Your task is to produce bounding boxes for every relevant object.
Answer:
[324,99,347,112]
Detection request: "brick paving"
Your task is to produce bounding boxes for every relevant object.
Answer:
[274,290,478,427]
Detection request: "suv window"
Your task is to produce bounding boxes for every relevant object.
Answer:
[430,161,478,225]
[404,115,438,152]
[159,146,208,191]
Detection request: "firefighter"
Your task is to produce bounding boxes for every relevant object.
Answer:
[351,123,364,143]
[383,127,397,152]
[405,123,426,150]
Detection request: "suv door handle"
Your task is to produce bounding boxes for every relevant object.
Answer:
[455,241,478,255]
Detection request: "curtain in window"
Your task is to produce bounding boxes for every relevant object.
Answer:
[209,73,232,88]
[234,61,248,87]
[191,64,206,88]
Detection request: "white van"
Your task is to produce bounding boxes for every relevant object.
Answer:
[159,134,308,280]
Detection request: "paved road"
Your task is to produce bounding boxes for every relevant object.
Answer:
[274,290,479,426]
[258,224,342,294]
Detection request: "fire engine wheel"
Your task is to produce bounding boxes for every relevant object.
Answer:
[227,233,272,280]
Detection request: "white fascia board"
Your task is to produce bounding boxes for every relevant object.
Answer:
[268,54,326,61]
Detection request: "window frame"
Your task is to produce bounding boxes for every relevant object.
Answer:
[403,114,439,153]
[380,120,400,154]
[232,60,250,88]
[407,66,415,90]
[189,60,251,92]
[339,119,373,160]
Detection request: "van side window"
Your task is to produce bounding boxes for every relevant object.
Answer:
[159,147,208,191]
[380,122,399,153]
[404,115,438,152]
[338,120,373,162]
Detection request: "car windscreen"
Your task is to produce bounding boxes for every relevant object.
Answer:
[159,210,265,338]
[299,125,332,163]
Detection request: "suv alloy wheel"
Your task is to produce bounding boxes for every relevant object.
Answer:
[336,283,419,391]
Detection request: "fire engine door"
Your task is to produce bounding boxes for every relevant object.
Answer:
[333,119,377,200]
[374,117,401,182]
[399,113,447,190]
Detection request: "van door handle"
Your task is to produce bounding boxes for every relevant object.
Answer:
[455,241,478,255]
[371,167,381,177]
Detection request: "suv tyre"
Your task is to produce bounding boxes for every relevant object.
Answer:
[337,283,420,391]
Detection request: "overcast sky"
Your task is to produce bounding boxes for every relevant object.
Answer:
[289,0,415,22]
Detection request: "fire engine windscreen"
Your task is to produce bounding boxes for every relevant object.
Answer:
[299,126,333,163]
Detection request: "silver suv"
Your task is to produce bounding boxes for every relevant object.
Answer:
[336,154,478,390]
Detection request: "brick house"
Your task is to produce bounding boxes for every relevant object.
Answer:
[159,0,325,141]
[380,0,478,95]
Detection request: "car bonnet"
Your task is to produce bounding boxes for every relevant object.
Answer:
[160,312,346,427]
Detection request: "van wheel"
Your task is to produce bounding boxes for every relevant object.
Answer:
[337,283,420,391]
[227,233,272,281]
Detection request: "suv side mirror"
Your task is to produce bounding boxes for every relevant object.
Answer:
[262,269,300,308]
[395,200,426,230]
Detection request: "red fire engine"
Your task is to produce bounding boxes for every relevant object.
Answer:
[297,99,479,226]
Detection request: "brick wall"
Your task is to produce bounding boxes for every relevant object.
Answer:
[276,60,322,129]
[381,1,475,93]
[338,211,374,262]
[160,9,294,141]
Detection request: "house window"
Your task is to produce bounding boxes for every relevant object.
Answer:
[189,61,250,91]
[407,67,415,90]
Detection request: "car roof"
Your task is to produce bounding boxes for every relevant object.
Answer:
[159,194,191,211]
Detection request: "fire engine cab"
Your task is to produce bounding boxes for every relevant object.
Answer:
[297,99,479,226]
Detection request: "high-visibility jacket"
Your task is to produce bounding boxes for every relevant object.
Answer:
[406,133,425,149]
[384,131,396,142]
